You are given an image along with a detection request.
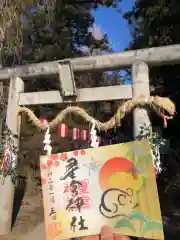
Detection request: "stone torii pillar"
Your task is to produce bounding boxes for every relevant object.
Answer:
[132,61,151,139]
[0,76,24,234]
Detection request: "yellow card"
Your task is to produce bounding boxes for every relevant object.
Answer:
[40,140,164,240]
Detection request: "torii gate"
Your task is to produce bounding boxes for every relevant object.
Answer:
[0,44,178,235]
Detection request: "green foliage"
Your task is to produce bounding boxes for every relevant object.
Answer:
[114,213,163,237]
[136,124,165,173]
[20,1,123,117]
[141,220,163,233]
[124,2,180,237]
[1,0,125,145]
[114,218,136,232]
[124,0,179,48]
[0,1,125,188]
[128,211,148,222]
[123,0,180,95]
[2,1,121,65]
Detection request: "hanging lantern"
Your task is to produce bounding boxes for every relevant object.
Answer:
[72,128,79,140]
[58,123,68,137]
[81,130,88,141]
[161,114,168,128]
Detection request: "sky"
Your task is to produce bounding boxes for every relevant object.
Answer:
[93,0,133,52]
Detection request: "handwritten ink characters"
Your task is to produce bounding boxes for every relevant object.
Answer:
[60,154,89,233]
[66,180,84,212]
[48,172,56,220]
[70,216,88,233]
[99,188,139,219]
[60,158,84,212]
[60,157,79,180]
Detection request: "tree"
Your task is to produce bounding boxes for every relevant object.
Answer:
[2,1,124,192]
[16,1,124,125]
[123,0,180,141]
[1,1,124,138]
[1,1,120,65]
[124,0,180,238]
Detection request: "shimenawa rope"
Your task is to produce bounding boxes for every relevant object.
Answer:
[17,95,176,131]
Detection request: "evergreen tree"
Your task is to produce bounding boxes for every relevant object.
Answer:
[1,1,125,184]
[1,1,123,116]
[19,1,125,124]
[124,0,180,97]
[1,1,120,65]
[124,1,180,238]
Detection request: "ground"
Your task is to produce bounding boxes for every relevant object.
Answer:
[0,184,45,240]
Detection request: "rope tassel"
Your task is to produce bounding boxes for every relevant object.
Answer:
[161,114,167,128]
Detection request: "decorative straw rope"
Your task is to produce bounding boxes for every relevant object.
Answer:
[17,95,175,131]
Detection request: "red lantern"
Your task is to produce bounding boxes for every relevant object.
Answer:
[58,123,68,137]
[72,128,79,140]
[81,130,88,141]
